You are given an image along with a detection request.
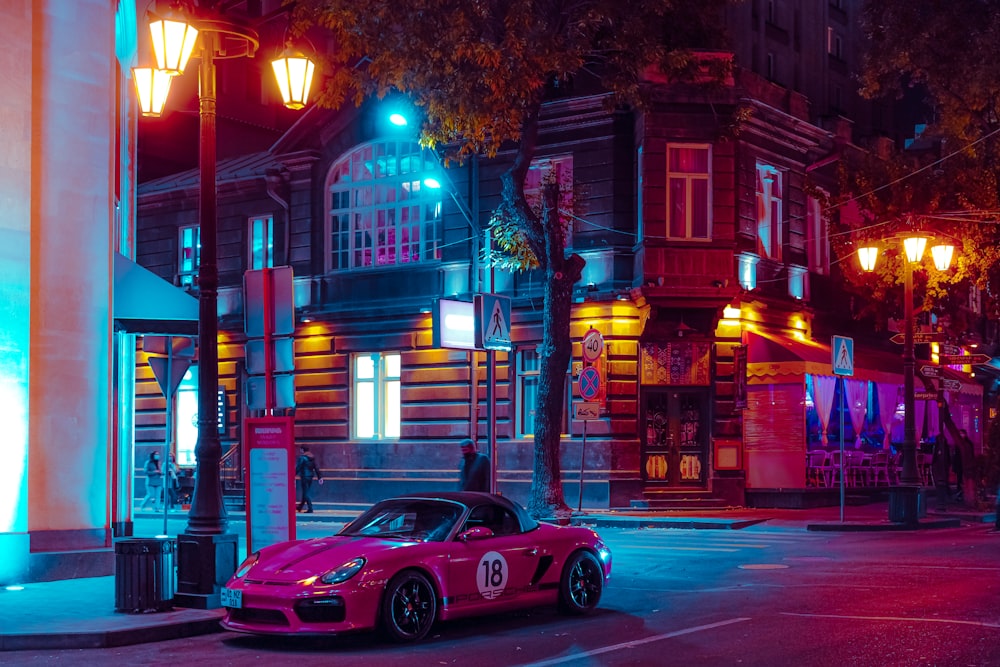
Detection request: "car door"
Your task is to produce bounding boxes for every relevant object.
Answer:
[445,504,541,615]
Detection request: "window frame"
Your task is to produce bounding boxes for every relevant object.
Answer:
[515,346,571,438]
[248,214,274,270]
[325,140,443,272]
[353,352,401,440]
[524,154,574,248]
[664,143,712,241]
[178,224,200,287]
[755,163,784,261]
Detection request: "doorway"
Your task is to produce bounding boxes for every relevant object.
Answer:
[641,388,709,487]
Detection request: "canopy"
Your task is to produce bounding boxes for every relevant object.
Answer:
[113,252,199,335]
[746,330,903,385]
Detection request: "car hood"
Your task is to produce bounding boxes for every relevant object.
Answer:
[248,535,413,583]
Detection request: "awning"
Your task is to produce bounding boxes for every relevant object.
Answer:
[746,330,903,385]
[113,252,199,335]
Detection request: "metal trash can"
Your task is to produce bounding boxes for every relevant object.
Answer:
[888,486,926,524]
[114,537,176,613]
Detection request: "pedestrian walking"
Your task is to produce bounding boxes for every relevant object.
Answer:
[295,446,323,513]
[166,453,180,510]
[140,451,163,510]
[458,438,490,492]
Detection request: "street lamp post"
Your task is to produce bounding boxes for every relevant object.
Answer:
[134,2,314,608]
[858,233,954,524]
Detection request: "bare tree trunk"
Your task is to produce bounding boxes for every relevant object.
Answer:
[527,182,584,518]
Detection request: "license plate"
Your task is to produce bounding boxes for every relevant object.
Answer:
[220,587,242,609]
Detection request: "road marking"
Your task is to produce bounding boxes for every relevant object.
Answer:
[520,617,752,667]
[625,545,740,553]
[781,612,1000,629]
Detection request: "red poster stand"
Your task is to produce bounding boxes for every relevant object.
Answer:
[244,416,296,553]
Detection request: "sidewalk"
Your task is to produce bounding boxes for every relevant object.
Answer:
[1,500,993,652]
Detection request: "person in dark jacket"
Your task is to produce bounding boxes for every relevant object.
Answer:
[295,446,323,513]
[458,438,490,492]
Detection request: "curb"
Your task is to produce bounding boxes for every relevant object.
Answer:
[0,614,224,652]
[806,517,962,532]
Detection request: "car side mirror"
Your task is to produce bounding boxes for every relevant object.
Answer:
[458,526,494,542]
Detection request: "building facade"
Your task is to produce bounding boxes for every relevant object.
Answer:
[132,1,987,514]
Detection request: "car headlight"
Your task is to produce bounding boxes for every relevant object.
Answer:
[319,557,366,585]
[234,552,259,578]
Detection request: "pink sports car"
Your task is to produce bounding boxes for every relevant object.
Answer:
[221,492,612,642]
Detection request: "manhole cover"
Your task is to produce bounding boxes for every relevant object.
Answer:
[738,563,789,570]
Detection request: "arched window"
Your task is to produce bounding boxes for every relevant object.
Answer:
[326,140,443,271]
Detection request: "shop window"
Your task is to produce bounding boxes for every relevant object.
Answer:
[327,141,442,271]
[525,154,574,247]
[178,225,200,287]
[665,144,712,240]
[516,348,571,437]
[756,163,783,260]
[354,352,401,439]
[249,214,274,270]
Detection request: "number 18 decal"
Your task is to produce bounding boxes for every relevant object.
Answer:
[477,551,509,600]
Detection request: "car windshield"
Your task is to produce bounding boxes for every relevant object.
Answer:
[340,499,464,542]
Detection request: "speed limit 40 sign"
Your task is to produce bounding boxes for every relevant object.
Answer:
[582,328,604,363]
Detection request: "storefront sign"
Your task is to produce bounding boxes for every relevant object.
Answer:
[640,342,711,386]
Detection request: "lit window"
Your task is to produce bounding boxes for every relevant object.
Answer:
[516,348,571,437]
[665,144,711,240]
[524,154,574,247]
[327,141,442,270]
[354,352,401,439]
[756,164,783,260]
[178,225,200,287]
[249,215,274,269]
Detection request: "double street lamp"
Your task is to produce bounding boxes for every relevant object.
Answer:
[857,232,954,518]
[133,1,315,608]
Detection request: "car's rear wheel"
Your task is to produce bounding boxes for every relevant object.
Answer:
[380,570,437,642]
[558,550,603,615]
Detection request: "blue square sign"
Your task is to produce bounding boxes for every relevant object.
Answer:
[832,335,854,376]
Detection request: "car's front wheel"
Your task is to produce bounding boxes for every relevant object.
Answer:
[380,570,437,642]
[558,550,603,615]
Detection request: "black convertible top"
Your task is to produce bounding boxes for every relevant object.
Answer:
[392,492,539,532]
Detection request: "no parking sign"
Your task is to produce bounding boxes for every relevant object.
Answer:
[578,366,602,401]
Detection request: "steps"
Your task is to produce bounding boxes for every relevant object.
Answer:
[629,490,733,511]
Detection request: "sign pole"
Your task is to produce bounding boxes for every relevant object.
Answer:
[839,377,845,523]
[163,340,173,536]
[578,419,587,512]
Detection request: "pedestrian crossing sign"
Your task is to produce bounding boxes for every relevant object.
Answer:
[832,335,854,376]
[474,293,512,351]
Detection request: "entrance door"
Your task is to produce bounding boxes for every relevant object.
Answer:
[641,389,709,487]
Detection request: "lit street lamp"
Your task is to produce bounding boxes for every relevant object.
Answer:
[857,231,954,524]
[134,2,314,608]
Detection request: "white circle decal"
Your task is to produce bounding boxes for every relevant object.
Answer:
[476,550,509,600]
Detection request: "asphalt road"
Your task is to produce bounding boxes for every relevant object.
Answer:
[7,520,1000,666]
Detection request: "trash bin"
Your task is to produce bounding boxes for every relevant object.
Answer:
[114,537,176,613]
[888,486,926,524]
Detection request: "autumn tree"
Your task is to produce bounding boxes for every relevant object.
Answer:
[294,0,731,516]
[836,0,1000,506]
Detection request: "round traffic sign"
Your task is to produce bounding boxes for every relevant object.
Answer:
[578,366,601,401]
[582,328,604,363]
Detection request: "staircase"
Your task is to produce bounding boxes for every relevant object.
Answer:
[629,490,733,511]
